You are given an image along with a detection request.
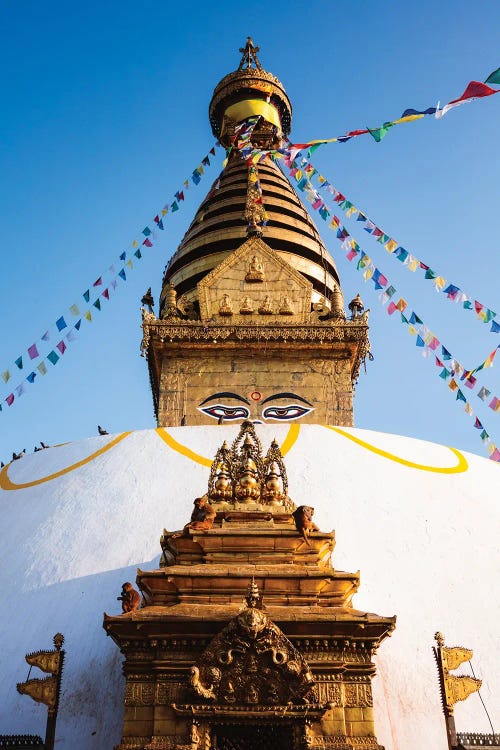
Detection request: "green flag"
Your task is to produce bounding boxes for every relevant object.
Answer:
[485,67,500,86]
[367,122,394,142]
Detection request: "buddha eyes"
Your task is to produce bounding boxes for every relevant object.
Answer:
[199,403,313,422]
[261,405,313,421]
[199,405,251,421]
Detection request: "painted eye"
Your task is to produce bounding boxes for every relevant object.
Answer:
[198,404,251,421]
[262,405,314,421]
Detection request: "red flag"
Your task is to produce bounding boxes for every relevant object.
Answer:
[437,81,499,117]
[143,238,153,247]
[93,276,103,287]
[102,288,110,300]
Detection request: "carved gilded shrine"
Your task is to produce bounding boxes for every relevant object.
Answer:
[141,39,370,429]
[103,422,395,749]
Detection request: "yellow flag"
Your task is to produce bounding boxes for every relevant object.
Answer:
[84,311,92,322]
[392,114,425,124]
[132,240,138,248]
[408,257,419,272]
[385,239,398,253]
[442,646,473,670]
[444,674,481,708]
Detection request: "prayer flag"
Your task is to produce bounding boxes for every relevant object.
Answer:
[28,344,39,360]
[489,448,500,461]
[93,298,101,311]
[120,252,126,261]
[477,385,491,401]
[1,370,10,383]
[387,302,397,315]
[436,81,499,118]
[141,239,152,249]
[142,227,152,236]
[395,298,407,312]
[132,240,138,248]
[15,356,23,370]
[41,330,50,341]
[6,393,14,406]
[439,368,450,380]
[456,389,466,403]
[175,191,184,202]
[47,350,59,365]
[57,341,66,355]
[67,329,76,342]
[463,374,477,389]
[464,403,473,416]
[367,122,394,142]
[192,171,201,185]
[448,379,458,392]
[102,288,110,300]
[84,311,92,322]
[474,417,483,429]
[489,397,500,412]
[93,277,102,287]
[485,67,500,86]
[171,201,179,212]
[385,239,398,253]
[75,319,82,331]
[56,316,67,331]
[83,290,90,303]
[443,284,459,299]
[26,372,36,384]
[37,362,47,376]
[210,146,216,156]
[111,279,117,291]
[401,107,437,117]
[441,346,452,360]
[118,269,126,281]
[126,259,133,269]
[69,304,80,316]
[491,321,500,333]
[480,429,490,443]
[385,285,396,298]
[416,335,425,347]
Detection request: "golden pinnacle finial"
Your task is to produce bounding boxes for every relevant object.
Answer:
[434,631,445,646]
[238,37,262,71]
[245,577,262,608]
[53,633,65,650]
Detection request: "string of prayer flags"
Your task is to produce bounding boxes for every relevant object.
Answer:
[0,142,220,402]
[278,160,500,459]
[289,158,499,334]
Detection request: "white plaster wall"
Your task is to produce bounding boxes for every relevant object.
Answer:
[0,425,498,749]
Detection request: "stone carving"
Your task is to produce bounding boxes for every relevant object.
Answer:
[219,294,233,316]
[189,582,315,705]
[245,255,265,282]
[279,295,294,315]
[258,295,273,315]
[118,582,141,613]
[239,296,254,314]
[292,506,320,545]
[125,681,155,706]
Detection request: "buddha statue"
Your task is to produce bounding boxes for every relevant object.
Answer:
[258,295,273,315]
[239,296,254,315]
[245,255,265,282]
[219,293,233,316]
[279,295,294,315]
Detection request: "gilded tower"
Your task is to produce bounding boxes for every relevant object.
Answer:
[142,39,369,428]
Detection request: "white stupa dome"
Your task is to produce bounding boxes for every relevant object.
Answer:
[1,424,498,750]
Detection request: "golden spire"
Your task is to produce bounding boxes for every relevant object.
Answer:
[238,37,262,71]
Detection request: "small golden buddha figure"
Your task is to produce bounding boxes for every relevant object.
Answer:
[239,296,254,315]
[235,456,261,501]
[219,293,233,316]
[279,295,294,315]
[245,255,265,282]
[258,295,273,315]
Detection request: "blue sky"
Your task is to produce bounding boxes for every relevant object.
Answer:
[1,0,499,462]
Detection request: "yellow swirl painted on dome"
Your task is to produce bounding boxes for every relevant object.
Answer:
[327,426,468,473]
[0,432,132,491]
[155,424,300,467]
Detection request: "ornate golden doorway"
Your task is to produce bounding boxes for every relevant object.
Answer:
[212,723,295,750]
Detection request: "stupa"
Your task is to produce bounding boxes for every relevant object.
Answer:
[141,38,369,428]
[104,421,395,749]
